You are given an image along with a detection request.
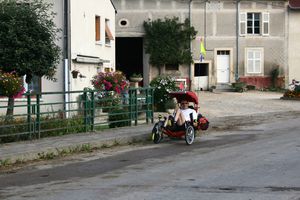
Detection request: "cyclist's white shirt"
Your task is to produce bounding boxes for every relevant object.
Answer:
[181,108,197,121]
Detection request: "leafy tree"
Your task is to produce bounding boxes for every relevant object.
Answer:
[0,0,61,117]
[143,17,197,74]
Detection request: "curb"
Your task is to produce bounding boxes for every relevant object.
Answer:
[0,128,152,166]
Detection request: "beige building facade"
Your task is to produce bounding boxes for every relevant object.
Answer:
[113,0,289,90]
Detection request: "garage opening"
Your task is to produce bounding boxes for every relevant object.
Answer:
[116,37,143,83]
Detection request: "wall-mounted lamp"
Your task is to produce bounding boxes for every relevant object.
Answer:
[79,74,86,78]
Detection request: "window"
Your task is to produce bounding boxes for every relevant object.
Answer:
[95,16,101,42]
[247,13,260,34]
[165,63,179,71]
[105,19,114,45]
[240,12,269,36]
[245,48,263,74]
[24,75,41,94]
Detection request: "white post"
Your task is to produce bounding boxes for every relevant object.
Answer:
[64,59,70,118]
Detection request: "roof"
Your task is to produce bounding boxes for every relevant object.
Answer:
[289,0,300,9]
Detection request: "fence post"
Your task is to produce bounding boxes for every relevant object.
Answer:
[26,92,32,139]
[90,91,95,131]
[134,89,138,126]
[36,94,41,139]
[151,88,154,123]
[128,90,132,126]
[145,88,149,124]
[83,91,88,132]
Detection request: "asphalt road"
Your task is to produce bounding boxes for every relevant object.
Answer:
[0,114,300,200]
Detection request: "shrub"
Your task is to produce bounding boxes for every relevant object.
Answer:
[271,67,279,88]
[246,85,256,90]
[150,75,179,111]
[232,82,246,92]
[0,70,24,97]
[0,115,86,143]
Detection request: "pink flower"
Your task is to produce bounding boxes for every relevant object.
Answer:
[115,86,121,94]
[105,82,112,90]
[92,71,129,93]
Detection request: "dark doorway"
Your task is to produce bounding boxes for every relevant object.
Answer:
[194,63,208,77]
[116,37,143,80]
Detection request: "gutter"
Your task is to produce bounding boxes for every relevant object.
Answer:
[189,0,193,90]
[235,0,240,81]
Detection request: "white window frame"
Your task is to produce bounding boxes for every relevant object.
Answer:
[245,48,264,75]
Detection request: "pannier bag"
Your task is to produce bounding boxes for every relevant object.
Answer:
[197,114,209,130]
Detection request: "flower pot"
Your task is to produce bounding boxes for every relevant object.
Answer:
[130,77,143,82]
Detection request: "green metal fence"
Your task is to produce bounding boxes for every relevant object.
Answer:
[0,87,154,143]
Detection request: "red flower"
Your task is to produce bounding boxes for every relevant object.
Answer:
[92,71,129,93]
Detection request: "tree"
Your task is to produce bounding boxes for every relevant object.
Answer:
[143,17,197,74]
[0,0,61,117]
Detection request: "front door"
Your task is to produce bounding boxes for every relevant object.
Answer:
[217,51,230,83]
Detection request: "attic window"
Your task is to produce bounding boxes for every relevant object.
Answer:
[119,19,129,27]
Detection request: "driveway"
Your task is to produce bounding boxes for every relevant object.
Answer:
[197,91,300,119]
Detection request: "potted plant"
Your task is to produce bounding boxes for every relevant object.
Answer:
[71,70,80,78]
[129,73,143,82]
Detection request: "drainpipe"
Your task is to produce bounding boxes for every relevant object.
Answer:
[189,0,193,90]
[235,0,240,81]
[204,0,207,47]
[63,0,71,118]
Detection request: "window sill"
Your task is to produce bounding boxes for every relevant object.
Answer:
[245,73,264,76]
[240,34,269,37]
[95,41,103,45]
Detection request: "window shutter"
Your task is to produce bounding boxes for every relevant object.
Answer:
[105,24,114,40]
[240,12,246,36]
[95,16,101,41]
[262,12,269,36]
